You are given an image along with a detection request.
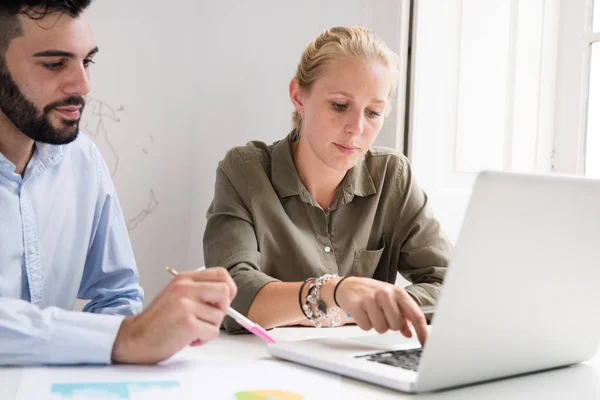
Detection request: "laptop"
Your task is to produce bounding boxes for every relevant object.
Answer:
[267,171,600,393]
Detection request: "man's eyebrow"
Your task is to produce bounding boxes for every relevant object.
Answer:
[33,46,99,58]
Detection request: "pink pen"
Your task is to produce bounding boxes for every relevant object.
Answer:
[225,306,276,344]
[165,266,276,344]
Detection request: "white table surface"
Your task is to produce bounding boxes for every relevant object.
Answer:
[3,326,600,399]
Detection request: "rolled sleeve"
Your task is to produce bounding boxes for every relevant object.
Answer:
[204,159,278,333]
[221,261,279,333]
[395,157,452,307]
[78,180,143,316]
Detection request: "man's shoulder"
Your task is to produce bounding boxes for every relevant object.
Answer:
[64,133,113,189]
[66,133,104,164]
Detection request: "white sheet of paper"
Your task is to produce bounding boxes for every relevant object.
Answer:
[16,356,341,400]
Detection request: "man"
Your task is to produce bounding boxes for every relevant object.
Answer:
[0,0,236,365]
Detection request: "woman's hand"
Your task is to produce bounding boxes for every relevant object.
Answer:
[328,277,428,346]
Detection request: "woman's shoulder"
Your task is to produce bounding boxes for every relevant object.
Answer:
[219,139,277,169]
[218,139,289,184]
[365,146,411,177]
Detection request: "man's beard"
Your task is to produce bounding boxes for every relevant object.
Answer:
[0,63,85,145]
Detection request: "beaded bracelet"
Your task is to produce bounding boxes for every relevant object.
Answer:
[302,274,342,328]
[298,277,315,320]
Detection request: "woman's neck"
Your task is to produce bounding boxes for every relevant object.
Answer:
[290,138,345,210]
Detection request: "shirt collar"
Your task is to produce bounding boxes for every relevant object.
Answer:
[35,142,64,168]
[0,142,63,177]
[0,150,14,167]
[271,136,302,199]
[24,142,64,177]
[271,135,377,202]
[0,150,16,179]
[343,154,377,198]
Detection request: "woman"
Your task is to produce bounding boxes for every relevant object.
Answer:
[204,26,451,346]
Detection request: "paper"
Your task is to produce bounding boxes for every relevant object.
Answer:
[16,356,340,400]
[234,390,303,399]
[48,381,183,399]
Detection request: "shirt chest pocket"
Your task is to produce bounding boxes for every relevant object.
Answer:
[351,238,386,278]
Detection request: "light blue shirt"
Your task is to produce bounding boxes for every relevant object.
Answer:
[0,134,144,365]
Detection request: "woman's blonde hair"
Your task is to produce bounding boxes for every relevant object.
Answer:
[290,26,400,141]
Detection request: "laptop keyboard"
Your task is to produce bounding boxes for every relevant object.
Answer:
[356,348,422,371]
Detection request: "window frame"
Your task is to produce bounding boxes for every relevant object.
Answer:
[552,0,598,175]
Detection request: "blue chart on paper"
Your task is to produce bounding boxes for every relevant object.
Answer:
[50,381,180,399]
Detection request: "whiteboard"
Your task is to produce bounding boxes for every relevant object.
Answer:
[84,0,407,304]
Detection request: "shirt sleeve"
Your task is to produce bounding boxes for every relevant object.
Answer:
[394,157,452,307]
[0,298,124,365]
[204,152,279,334]
[77,152,144,316]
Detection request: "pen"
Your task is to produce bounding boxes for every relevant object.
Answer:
[165,266,276,344]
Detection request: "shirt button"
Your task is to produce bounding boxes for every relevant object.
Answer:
[28,246,36,255]
[324,246,332,253]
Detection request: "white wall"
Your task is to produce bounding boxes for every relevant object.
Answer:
[86,0,408,305]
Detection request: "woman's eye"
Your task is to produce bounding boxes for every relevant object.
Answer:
[332,102,347,111]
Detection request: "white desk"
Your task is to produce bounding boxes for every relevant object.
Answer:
[3,326,600,399]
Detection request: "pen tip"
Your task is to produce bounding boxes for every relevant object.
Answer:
[165,266,178,276]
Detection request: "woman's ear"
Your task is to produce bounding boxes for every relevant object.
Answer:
[289,78,305,116]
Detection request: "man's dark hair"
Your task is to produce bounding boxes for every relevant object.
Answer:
[0,1,92,59]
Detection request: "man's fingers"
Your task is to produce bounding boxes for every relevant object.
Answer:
[176,299,225,346]
[190,318,221,345]
[194,282,233,312]
[171,280,233,312]
[180,267,238,301]
[194,301,227,326]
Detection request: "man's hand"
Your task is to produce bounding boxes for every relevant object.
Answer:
[111,267,236,364]
[328,277,428,346]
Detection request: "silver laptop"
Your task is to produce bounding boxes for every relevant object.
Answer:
[267,171,600,393]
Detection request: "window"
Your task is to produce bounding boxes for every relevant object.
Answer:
[587,42,600,177]
[408,0,558,243]
[585,0,600,177]
[553,0,599,176]
[595,0,600,30]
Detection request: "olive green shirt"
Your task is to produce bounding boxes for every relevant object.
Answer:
[204,136,452,333]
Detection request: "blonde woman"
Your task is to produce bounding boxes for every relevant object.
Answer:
[204,26,451,346]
